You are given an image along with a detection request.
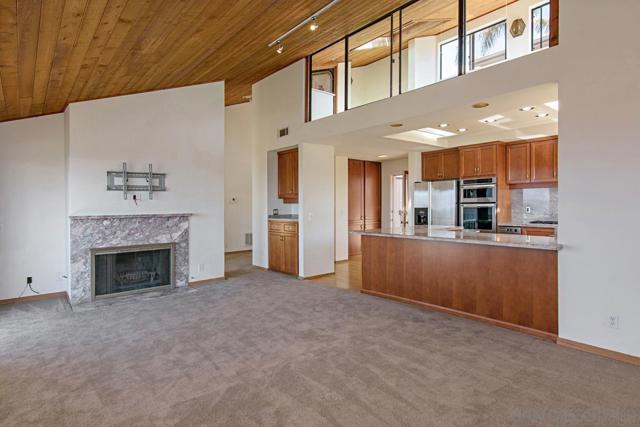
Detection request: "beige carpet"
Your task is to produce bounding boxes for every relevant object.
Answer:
[1,269,639,426]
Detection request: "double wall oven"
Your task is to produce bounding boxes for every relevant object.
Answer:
[459,177,497,232]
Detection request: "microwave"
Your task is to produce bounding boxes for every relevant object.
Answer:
[459,177,497,204]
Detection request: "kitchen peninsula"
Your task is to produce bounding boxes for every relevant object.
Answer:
[358,226,561,340]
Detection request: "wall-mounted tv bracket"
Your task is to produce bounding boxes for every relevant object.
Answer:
[107,162,166,200]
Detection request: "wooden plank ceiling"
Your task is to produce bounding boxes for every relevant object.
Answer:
[0,0,412,123]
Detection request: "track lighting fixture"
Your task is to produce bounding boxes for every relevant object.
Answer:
[310,17,319,31]
[276,41,284,54]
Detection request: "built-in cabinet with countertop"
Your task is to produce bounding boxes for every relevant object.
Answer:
[348,159,381,256]
[268,219,298,275]
[506,136,558,186]
[277,148,298,203]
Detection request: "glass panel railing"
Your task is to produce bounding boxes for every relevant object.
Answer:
[310,40,345,121]
[306,0,557,121]
[402,0,460,87]
[347,17,392,109]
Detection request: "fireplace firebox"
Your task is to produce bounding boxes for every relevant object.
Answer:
[92,244,175,299]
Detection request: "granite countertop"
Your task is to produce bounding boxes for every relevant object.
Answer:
[500,222,558,229]
[268,214,298,221]
[69,213,194,219]
[354,226,561,251]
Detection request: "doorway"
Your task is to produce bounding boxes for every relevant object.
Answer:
[390,171,408,228]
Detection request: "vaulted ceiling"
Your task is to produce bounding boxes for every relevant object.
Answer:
[0,0,412,123]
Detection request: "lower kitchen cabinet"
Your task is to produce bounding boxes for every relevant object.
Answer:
[268,220,298,275]
[522,227,556,237]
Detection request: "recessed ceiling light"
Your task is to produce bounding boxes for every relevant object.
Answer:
[536,112,549,118]
[418,127,457,138]
[389,123,403,128]
[309,17,319,31]
[472,102,490,109]
[545,100,559,111]
[519,106,535,112]
[439,123,448,128]
[377,154,388,158]
[479,114,505,124]
[458,128,467,132]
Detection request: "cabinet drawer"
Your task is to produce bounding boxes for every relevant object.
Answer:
[268,222,285,232]
[283,222,298,233]
[522,227,555,237]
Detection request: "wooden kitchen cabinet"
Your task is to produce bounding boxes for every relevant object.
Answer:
[421,149,459,181]
[522,227,556,237]
[506,142,531,184]
[348,159,381,256]
[268,220,298,275]
[531,138,558,183]
[460,144,497,178]
[506,137,558,185]
[278,148,298,203]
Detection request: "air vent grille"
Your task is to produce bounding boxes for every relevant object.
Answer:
[245,233,253,245]
[278,127,289,138]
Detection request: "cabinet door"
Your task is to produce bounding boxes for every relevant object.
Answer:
[364,161,381,221]
[478,145,497,176]
[441,150,459,179]
[289,149,299,197]
[277,152,290,199]
[268,233,284,272]
[460,148,479,178]
[531,139,558,183]
[348,159,364,222]
[283,235,298,275]
[507,143,531,184]
[422,152,442,181]
[348,221,364,256]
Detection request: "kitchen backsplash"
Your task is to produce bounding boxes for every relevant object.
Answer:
[510,187,558,224]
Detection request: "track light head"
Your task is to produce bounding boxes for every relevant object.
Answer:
[276,41,284,54]
[310,17,319,31]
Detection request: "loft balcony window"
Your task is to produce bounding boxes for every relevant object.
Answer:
[532,2,551,51]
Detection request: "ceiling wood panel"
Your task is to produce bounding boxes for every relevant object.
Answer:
[0,0,515,123]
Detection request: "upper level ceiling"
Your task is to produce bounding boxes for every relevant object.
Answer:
[0,0,412,123]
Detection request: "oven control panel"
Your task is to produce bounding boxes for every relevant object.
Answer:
[498,226,522,235]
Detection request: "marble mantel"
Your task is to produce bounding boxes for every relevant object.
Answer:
[69,213,191,304]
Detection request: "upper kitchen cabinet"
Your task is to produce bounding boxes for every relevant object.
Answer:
[507,137,558,186]
[421,149,459,181]
[278,148,298,203]
[531,138,558,183]
[506,142,531,184]
[460,144,497,178]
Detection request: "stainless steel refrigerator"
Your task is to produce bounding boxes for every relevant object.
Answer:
[413,180,458,227]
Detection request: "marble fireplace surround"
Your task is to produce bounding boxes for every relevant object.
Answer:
[69,214,191,304]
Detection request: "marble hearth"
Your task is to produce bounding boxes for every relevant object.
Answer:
[69,214,191,304]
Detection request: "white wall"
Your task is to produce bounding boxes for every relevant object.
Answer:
[557,0,640,357]
[67,83,225,282]
[334,156,348,261]
[408,37,438,90]
[351,49,408,108]
[225,103,253,253]
[380,158,409,227]
[0,114,67,299]
[251,60,306,269]
[299,143,335,277]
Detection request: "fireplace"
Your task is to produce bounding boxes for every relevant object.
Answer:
[92,244,175,298]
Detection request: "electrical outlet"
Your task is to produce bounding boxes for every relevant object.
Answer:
[525,206,532,214]
[27,276,32,285]
[607,315,620,329]
[198,263,205,273]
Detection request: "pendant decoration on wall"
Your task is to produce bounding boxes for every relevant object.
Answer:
[510,18,526,38]
[107,162,167,200]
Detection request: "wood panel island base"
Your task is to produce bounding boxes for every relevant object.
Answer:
[360,229,560,340]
